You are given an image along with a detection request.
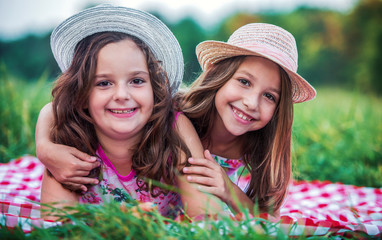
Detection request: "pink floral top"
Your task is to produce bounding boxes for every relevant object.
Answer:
[212,154,250,191]
[79,146,182,218]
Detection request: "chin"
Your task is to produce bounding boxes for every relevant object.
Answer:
[227,128,247,137]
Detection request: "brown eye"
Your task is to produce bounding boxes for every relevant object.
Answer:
[264,93,276,102]
[238,78,250,86]
[96,80,111,87]
[130,78,144,85]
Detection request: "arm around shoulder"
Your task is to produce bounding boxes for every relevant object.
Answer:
[174,114,225,217]
[35,102,54,161]
[35,102,100,191]
[175,114,257,216]
[174,113,204,159]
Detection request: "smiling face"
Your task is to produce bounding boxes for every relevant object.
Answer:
[87,39,154,143]
[214,56,281,137]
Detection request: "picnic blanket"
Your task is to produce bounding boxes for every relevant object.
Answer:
[0,156,381,237]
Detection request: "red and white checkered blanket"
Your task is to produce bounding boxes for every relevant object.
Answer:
[1,156,381,237]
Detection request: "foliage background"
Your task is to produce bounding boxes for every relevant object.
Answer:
[0,0,381,188]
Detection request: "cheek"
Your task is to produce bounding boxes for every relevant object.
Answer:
[214,91,224,116]
[215,87,229,108]
[87,95,95,114]
[263,106,277,123]
[142,90,154,115]
[147,89,154,109]
[87,92,106,116]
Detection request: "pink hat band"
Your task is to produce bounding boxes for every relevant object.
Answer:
[196,23,316,103]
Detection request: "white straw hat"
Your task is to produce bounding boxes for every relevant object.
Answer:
[196,23,316,103]
[51,4,183,93]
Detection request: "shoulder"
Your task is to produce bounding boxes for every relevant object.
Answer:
[174,113,199,141]
[174,112,204,160]
[174,112,191,128]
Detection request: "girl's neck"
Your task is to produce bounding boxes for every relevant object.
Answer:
[206,114,243,159]
[98,135,139,176]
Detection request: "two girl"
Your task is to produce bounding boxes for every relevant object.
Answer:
[37,10,315,217]
[39,4,220,220]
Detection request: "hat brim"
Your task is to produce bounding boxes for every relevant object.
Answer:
[196,40,316,103]
[51,4,183,93]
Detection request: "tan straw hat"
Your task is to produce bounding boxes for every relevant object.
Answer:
[51,4,183,94]
[196,23,316,103]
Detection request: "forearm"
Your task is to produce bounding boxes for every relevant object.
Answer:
[226,182,254,214]
[227,183,281,217]
[177,175,224,218]
[40,168,79,220]
[35,103,99,191]
[35,102,55,164]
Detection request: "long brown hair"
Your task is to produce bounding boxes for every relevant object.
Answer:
[51,32,190,196]
[176,56,293,213]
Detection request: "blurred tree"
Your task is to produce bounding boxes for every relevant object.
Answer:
[1,1,381,96]
[0,34,60,81]
[262,8,348,88]
[344,0,382,95]
[170,17,207,84]
[216,13,261,41]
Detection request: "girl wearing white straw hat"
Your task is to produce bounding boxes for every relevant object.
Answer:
[38,4,222,220]
[177,23,316,216]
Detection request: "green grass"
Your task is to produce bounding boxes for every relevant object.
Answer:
[0,64,51,162]
[3,201,345,240]
[292,87,382,187]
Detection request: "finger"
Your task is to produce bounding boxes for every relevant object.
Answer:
[188,157,216,169]
[75,169,94,176]
[193,183,225,200]
[67,177,99,186]
[195,184,216,195]
[70,148,97,163]
[183,166,215,177]
[204,149,215,162]
[73,160,101,172]
[186,174,215,186]
[62,183,87,192]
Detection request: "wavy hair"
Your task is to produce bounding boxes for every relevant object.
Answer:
[51,32,190,196]
[176,56,293,213]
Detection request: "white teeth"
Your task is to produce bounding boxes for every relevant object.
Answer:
[110,109,134,114]
[233,108,252,121]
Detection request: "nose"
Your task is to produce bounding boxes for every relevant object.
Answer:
[242,93,260,111]
[113,83,130,101]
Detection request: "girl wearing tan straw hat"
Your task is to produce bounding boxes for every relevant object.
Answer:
[176,23,316,216]
[37,4,222,220]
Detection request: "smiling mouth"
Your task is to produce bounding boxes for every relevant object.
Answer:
[109,108,136,114]
[232,107,254,121]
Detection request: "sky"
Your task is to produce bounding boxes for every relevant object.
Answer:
[0,0,357,40]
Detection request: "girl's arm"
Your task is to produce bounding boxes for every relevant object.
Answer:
[36,103,100,191]
[183,151,255,214]
[174,114,224,218]
[40,168,79,221]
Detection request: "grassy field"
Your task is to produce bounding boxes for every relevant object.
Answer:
[292,87,382,188]
[0,70,381,239]
[0,66,52,162]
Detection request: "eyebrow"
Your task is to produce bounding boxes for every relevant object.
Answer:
[130,71,150,77]
[94,71,150,78]
[236,70,281,95]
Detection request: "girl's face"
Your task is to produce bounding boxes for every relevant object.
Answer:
[214,56,281,137]
[88,39,154,143]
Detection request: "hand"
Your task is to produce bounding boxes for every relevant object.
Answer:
[182,150,233,204]
[36,141,100,192]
